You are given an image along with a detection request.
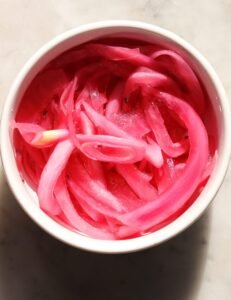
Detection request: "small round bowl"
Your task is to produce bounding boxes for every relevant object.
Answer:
[1,20,230,254]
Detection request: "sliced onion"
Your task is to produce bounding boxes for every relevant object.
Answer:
[13,39,215,240]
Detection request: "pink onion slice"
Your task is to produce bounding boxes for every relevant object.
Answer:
[145,138,164,168]
[54,176,114,239]
[144,99,189,157]
[13,122,69,147]
[68,178,120,219]
[152,50,205,114]
[106,170,149,210]
[62,77,79,147]
[31,129,69,147]
[11,121,44,143]
[71,190,105,223]
[109,110,150,139]
[116,164,157,201]
[78,134,145,163]
[119,91,209,230]
[38,140,74,214]
[105,82,123,118]
[124,68,181,97]
[78,112,107,188]
[82,101,163,168]
[84,43,154,67]
[79,111,96,134]
[67,155,126,213]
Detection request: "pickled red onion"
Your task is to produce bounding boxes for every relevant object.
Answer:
[12,38,217,239]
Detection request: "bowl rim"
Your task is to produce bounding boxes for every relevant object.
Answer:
[1,20,231,254]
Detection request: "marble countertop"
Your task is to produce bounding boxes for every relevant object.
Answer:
[0,1,231,299]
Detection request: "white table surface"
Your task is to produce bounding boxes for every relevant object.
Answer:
[0,1,231,299]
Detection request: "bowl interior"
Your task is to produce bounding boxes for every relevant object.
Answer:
[1,22,230,253]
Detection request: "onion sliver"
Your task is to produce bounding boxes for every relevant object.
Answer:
[119,92,209,230]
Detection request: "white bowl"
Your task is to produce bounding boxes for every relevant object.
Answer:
[1,20,230,254]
